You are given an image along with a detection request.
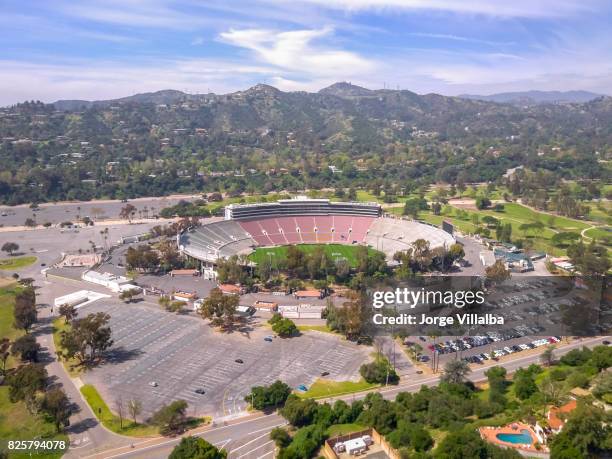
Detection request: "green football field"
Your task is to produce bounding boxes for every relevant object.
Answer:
[248,243,379,268]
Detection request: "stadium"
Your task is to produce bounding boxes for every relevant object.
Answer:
[178,197,455,274]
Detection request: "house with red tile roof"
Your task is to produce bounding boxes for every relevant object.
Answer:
[547,399,578,434]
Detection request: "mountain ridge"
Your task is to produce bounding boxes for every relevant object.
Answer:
[458,90,604,105]
[49,84,609,110]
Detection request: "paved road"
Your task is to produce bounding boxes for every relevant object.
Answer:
[79,335,608,459]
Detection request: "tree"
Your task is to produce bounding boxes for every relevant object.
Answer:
[551,232,580,248]
[485,259,510,284]
[271,317,298,338]
[388,420,433,451]
[58,303,77,324]
[540,345,556,367]
[485,366,507,395]
[199,288,240,331]
[448,243,465,262]
[151,400,189,436]
[41,387,71,432]
[277,424,326,459]
[128,398,143,424]
[5,363,47,407]
[13,287,37,332]
[119,288,141,304]
[0,338,11,376]
[441,359,471,385]
[403,197,428,219]
[114,397,125,429]
[436,429,519,459]
[567,241,611,278]
[166,300,185,313]
[550,404,611,458]
[245,380,292,411]
[360,358,399,385]
[24,218,36,227]
[119,204,137,221]
[475,196,491,210]
[328,290,367,340]
[11,334,41,362]
[513,370,538,400]
[59,312,113,365]
[279,395,319,427]
[1,242,19,256]
[169,436,227,459]
[125,245,160,272]
[270,426,292,448]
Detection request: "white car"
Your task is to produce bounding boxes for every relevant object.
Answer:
[149,381,158,387]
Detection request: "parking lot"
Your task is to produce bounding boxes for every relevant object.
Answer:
[81,300,370,420]
[405,277,604,367]
[0,195,196,227]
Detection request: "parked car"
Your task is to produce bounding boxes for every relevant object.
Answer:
[235,359,244,364]
[195,388,206,395]
[149,381,158,387]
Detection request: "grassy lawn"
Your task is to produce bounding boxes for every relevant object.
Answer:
[385,200,603,256]
[326,423,367,437]
[0,255,37,271]
[0,388,68,458]
[0,286,69,458]
[80,384,159,437]
[52,318,83,377]
[297,324,335,334]
[586,205,612,226]
[249,244,381,268]
[433,202,595,255]
[0,284,22,341]
[429,428,448,449]
[297,378,378,399]
[584,226,611,245]
[0,285,25,371]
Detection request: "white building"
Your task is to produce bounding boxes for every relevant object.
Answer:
[344,438,367,455]
[82,270,132,292]
[54,291,90,308]
[278,304,326,319]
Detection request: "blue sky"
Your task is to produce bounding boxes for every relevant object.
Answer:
[2,0,612,104]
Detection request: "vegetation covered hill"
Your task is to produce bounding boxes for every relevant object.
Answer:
[0,83,610,204]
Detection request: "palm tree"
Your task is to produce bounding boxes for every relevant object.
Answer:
[441,359,471,384]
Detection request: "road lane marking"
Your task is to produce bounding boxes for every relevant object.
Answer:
[227,432,271,455]
[236,440,274,459]
[245,422,287,436]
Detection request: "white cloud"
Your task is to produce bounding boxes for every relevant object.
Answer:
[61,0,218,29]
[408,33,515,47]
[218,27,375,78]
[287,0,601,18]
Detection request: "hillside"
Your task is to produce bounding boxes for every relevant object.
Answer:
[0,83,611,204]
[459,90,604,105]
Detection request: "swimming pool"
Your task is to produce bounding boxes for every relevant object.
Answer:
[496,429,533,444]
